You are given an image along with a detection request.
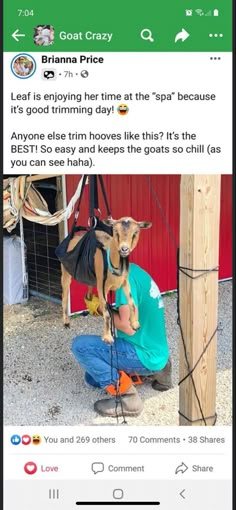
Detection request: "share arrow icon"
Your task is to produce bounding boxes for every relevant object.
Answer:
[175,462,189,474]
[175,29,190,43]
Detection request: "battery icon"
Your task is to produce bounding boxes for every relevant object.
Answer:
[213,9,219,16]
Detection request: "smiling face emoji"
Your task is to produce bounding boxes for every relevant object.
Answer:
[32,434,42,445]
[117,104,129,115]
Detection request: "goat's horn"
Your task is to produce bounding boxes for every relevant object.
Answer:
[103,218,115,226]
[138,221,152,229]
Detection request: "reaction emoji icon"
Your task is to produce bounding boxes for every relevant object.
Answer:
[22,434,31,445]
[117,104,129,115]
[24,462,37,475]
[11,434,21,445]
[32,434,42,445]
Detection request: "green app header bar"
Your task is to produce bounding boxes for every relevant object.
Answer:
[4,0,232,52]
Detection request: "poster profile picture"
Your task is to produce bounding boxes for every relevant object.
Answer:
[33,25,54,46]
[11,54,36,79]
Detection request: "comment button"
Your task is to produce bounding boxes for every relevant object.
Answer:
[91,462,104,475]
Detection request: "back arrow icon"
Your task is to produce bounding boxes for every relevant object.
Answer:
[179,489,186,499]
[175,29,190,43]
[12,29,26,42]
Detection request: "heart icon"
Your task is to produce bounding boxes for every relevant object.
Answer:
[22,435,31,446]
[24,462,37,475]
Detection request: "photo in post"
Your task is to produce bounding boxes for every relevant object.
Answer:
[3,174,232,426]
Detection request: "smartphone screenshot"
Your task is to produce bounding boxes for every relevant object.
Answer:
[3,1,232,509]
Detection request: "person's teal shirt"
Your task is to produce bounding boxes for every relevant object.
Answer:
[115,263,169,371]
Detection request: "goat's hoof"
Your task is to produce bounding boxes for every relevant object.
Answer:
[64,323,70,329]
[131,320,140,331]
[102,334,114,344]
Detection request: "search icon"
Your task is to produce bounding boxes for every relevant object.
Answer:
[140,28,154,42]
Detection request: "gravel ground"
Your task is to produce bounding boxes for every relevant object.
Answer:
[4,281,232,426]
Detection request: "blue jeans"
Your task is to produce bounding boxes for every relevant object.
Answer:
[71,335,154,389]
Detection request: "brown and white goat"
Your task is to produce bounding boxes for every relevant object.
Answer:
[61,217,152,343]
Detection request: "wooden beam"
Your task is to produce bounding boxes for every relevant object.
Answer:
[179,175,221,426]
[26,174,63,183]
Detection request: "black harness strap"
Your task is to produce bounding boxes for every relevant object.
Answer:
[70,175,112,234]
[89,175,112,221]
[98,175,112,217]
[56,175,112,285]
[89,175,99,218]
[71,175,88,236]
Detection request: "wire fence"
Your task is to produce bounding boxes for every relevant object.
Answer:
[23,219,62,301]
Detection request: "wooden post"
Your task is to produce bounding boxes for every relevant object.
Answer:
[179,175,221,426]
[56,176,65,242]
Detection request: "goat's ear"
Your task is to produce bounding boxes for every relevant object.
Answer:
[102,218,115,226]
[138,221,152,229]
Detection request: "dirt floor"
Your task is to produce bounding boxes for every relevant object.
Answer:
[4,280,232,426]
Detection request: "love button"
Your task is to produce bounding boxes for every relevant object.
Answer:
[24,462,37,475]
[41,465,59,472]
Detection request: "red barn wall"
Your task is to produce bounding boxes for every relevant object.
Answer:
[65,175,232,314]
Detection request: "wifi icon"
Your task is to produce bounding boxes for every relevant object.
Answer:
[195,9,204,16]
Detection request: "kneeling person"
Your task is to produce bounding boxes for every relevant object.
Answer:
[71,263,172,418]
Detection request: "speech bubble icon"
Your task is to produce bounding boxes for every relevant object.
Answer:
[91,462,104,474]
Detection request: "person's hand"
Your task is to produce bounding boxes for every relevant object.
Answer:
[84,294,102,316]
